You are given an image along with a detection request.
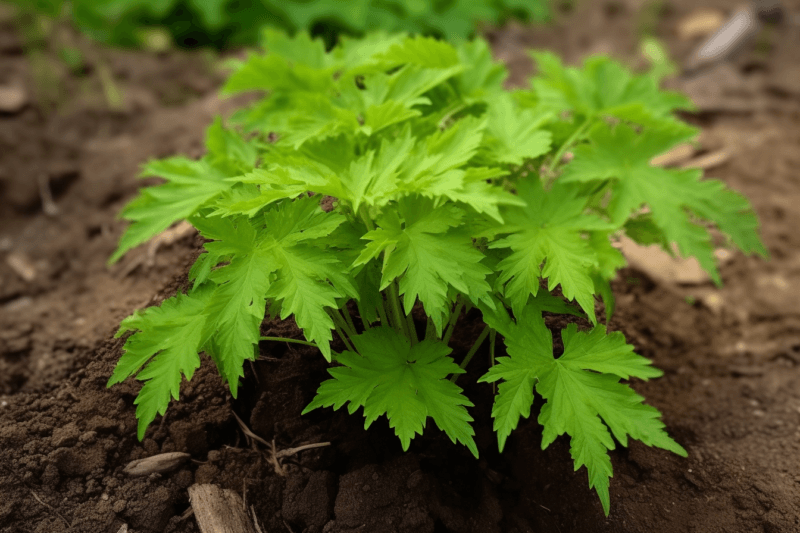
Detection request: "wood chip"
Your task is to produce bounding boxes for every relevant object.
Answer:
[651,143,696,167]
[681,149,731,170]
[677,8,726,40]
[188,484,258,533]
[6,251,36,282]
[618,236,710,285]
[123,452,190,477]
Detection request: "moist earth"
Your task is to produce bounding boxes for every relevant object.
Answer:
[2,1,800,532]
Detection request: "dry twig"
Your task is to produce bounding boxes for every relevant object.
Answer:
[29,490,71,528]
[231,410,330,476]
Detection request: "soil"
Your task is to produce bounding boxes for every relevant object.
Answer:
[2,1,800,532]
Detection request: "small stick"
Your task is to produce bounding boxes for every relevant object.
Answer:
[231,410,330,475]
[251,506,266,533]
[29,490,71,528]
[232,411,270,448]
[37,173,59,216]
[274,442,331,459]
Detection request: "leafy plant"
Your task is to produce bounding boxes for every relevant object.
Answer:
[9,0,550,48]
[107,31,766,514]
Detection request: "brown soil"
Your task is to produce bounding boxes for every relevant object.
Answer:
[2,1,800,532]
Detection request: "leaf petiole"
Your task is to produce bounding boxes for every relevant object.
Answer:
[388,282,409,338]
[546,115,594,176]
[328,310,357,353]
[450,326,491,382]
[442,298,465,345]
[259,336,319,348]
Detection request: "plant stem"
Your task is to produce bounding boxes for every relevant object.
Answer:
[442,298,464,345]
[388,282,409,337]
[376,295,390,328]
[425,317,435,341]
[359,205,375,231]
[546,115,593,175]
[450,326,490,382]
[335,323,356,353]
[342,306,359,336]
[335,309,356,339]
[329,310,356,352]
[438,101,468,130]
[405,309,419,345]
[259,336,319,348]
[355,301,372,330]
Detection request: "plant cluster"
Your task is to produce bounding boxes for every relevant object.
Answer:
[11,0,549,48]
[107,31,766,514]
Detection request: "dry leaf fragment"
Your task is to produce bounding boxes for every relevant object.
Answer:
[6,251,36,282]
[618,236,710,285]
[123,452,190,477]
[685,4,760,73]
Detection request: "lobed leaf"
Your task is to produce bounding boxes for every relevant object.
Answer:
[480,305,686,515]
[304,327,478,457]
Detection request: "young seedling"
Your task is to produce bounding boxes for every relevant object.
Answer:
[108,31,766,514]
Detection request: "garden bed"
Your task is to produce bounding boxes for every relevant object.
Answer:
[2,1,800,532]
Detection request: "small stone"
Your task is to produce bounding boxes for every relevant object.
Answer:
[0,83,27,113]
[206,450,221,463]
[112,500,127,513]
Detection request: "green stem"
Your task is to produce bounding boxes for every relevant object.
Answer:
[546,116,594,175]
[388,282,409,337]
[425,317,435,341]
[359,205,375,231]
[336,323,356,353]
[450,326,491,382]
[342,306,359,337]
[355,300,372,330]
[442,298,464,345]
[376,295,390,327]
[329,310,356,352]
[259,336,318,348]
[438,101,468,130]
[405,309,419,345]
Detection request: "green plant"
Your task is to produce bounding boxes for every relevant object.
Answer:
[107,31,766,514]
[9,0,551,49]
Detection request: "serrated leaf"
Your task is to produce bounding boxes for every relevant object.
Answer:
[202,219,274,397]
[370,35,460,69]
[561,123,767,283]
[205,117,258,174]
[304,326,478,457]
[483,93,553,165]
[110,157,228,264]
[455,38,507,102]
[357,197,492,334]
[479,305,685,515]
[110,286,213,439]
[492,178,613,323]
[529,52,694,125]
